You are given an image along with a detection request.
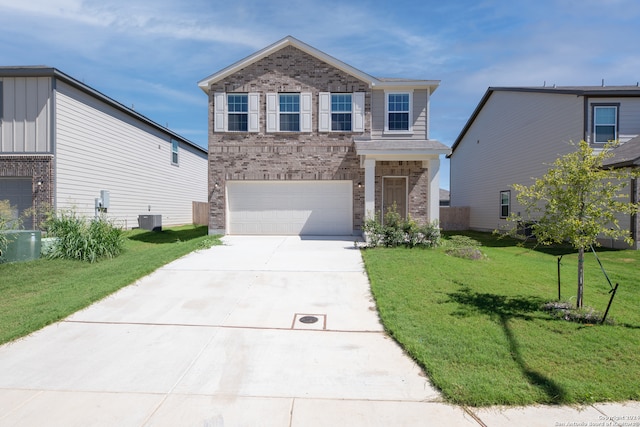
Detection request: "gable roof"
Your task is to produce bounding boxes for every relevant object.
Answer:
[449,85,640,157]
[0,66,206,154]
[603,135,640,168]
[197,35,440,93]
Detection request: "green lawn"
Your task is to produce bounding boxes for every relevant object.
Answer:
[361,231,640,407]
[0,225,220,345]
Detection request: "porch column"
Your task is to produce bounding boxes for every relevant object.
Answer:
[428,157,440,223]
[364,158,376,219]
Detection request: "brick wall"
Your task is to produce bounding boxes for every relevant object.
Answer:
[375,161,430,223]
[0,155,54,228]
[207,45,371,232]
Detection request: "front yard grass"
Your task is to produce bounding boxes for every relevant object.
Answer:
[0,225,220,345]
[362,231,640,407]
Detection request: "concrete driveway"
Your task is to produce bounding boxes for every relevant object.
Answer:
[0,236,476,426]
[1,236,636,426]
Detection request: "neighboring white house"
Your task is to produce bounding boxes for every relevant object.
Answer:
[448,85,640,248]
[0,66,207,229]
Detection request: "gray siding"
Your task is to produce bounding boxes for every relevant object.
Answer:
[586,97,640,143]
[0,77,52,153]
[54,81,207,228]
[450,91,584,231]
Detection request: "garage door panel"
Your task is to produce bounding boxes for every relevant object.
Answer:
[227,181,352,235]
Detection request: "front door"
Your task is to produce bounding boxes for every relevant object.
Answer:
[383,177,407,220]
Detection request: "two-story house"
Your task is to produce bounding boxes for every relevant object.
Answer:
[198,36,450,236]
[0,67,207,230]
[448,85,640,248]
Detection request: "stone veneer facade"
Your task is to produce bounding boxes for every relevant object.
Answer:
[207,45,430,233]
[0,155,54,228]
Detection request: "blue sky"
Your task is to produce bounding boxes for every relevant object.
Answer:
[2,0,639,189]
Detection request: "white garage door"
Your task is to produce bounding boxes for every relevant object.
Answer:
[227,181,353,235]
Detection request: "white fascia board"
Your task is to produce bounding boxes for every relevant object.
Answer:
[372,80,441,93]
[198,36,378,93]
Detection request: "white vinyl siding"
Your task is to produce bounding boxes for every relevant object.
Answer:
[54,81,207,228]
[213,92,259,132]
[318,92,365,132]
[450,91,584,232]
[266,92,311,132]
[0,77,52,153]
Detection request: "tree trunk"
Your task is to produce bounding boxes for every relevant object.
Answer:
[577,246,584,308]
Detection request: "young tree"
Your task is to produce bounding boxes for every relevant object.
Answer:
[512,140,640,308]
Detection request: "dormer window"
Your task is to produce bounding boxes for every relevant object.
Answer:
[385,91,413,133]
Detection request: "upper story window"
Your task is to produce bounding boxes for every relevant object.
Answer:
[385,92,412,132]
[331,94,352,131]
[227,94,248,131]
[593,105,618,143]
[171,139,179,165]
[593,105,618,144]
[213,92,259,132]
[279,94,300,132]
[318,92,365,132]
[0,81,3,122]
[266,92,312,132]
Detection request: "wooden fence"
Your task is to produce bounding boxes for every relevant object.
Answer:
[192,201,208,226]
[439,206,470,231]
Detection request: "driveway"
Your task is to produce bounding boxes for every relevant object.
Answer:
[0,236,477,426]
[2,236,633,426]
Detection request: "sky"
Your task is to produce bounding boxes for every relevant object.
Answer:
[1,0,639,190]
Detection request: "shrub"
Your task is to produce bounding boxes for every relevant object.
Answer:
[443,235,485,260]
[45,210,124,263]
[362,204,441,248]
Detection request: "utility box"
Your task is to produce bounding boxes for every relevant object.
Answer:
[138,214,162,231]
[1,230,41,263]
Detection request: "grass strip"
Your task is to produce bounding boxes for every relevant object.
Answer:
[0,225,220,345]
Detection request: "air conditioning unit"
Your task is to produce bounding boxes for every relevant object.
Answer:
[138,215,162,231]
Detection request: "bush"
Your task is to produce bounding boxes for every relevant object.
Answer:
[443,235,485,260]
[362,204,441,248]
[45,211,124,263]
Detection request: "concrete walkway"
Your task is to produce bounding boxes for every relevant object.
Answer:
[0,236,638,426]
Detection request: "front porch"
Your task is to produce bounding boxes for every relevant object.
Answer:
[355,139,451,224]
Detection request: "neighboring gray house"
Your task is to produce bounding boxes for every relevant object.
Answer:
[449,85,640,248]
[198,36,450,236]
[0,67,207,229]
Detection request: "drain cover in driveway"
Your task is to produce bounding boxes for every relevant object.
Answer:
[299,316,319,324]
[292,313,326,330]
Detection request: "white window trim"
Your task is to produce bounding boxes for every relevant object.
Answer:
[319,92,365,133]
[593,105,618,144]
[267,92,311,132]
[384,90,413,135]
[213,92,260,132]
[171,139,179,165]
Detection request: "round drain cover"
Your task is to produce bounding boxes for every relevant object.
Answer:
[299,316,319,324]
